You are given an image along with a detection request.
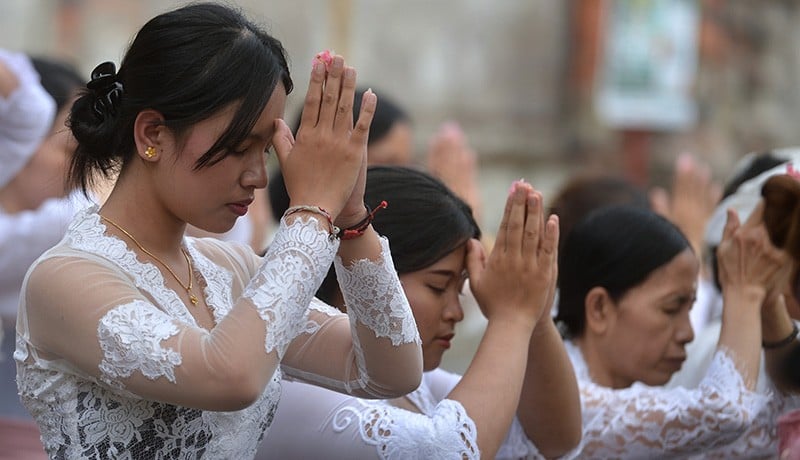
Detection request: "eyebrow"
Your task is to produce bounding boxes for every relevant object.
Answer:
[426,269,458,278]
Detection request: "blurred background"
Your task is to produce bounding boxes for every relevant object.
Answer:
[4,0,800,230]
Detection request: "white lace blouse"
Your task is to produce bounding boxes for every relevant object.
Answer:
[14,206,422,459]
[563,340,769,459]
[261,367,538,459]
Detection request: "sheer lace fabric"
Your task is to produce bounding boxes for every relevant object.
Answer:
[263,368,538,459]
[561,340,768,459]
[693,381,800,459]
[15,206,421,459]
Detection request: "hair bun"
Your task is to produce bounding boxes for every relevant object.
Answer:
[762,174,800,261]
[86,61,123,119]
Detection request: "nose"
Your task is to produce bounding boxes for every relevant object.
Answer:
[242,151,269,189]
[442,294,465,324]
[676,310,694,346]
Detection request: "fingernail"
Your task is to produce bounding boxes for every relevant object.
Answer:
[312,60,324,75]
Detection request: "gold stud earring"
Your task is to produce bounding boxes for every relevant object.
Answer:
[144,146,156,158]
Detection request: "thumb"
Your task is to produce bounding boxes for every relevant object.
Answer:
[272,118,295,167]
[722,208,741,242]
[465,239,486,291]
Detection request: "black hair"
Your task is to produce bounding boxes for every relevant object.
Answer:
[365,165,481,273]
[556,205,692,337]
[67,2,293,194]
[268,165,481,304]
[29,56,83,115]
[290,86,409,144]
[548,173,650,255]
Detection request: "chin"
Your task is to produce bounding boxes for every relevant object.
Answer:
[643,373,674,387]
[423,355,442,372]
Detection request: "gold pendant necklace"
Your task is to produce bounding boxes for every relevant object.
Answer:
[101,215,199,305]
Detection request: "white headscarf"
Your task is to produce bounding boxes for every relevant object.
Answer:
[0,49,56,189]
[705,147,800,247]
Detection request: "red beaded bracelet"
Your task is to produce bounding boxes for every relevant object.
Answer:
[338,201,388,240]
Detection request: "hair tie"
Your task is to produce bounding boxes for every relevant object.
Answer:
[86,61,124,119]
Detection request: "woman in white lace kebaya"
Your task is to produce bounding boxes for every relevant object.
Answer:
[261,166,582,459]
[14,4,424,459]
[553,203,792,458]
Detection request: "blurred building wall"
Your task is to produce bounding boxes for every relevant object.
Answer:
[3,0,800,233]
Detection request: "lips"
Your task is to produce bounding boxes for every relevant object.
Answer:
[435,333,455,349]
[227,198,253,216]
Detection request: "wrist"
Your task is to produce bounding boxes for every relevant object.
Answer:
[334,204,369,229]
[487,310,538,334]
[723,284,767,305]
[763,322,799,349]
[335,201,388,240]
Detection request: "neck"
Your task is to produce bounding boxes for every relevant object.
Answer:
[100,172,186,255]
[575,335,632,389]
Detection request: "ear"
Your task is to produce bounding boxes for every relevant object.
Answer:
[133,109,168,162]
[584,286,615,335]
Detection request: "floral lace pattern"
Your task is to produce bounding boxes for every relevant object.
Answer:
[14,207,322,458]
[244,217,338,359]
[331,389,478,459]
[334,236,420,348]
[564,341,768,458]
[333,236,420,395]
[691,379,800,458]
[97,301,182,389]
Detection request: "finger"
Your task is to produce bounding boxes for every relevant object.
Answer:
[464,239,486,290]
[271,119,295,166]
[504,182,529,256]
[351,89,377,149]
[299,60,327,130]
[722,208,741,242]
[522,189,543,257]
[334,66,357,133]
[495,182,517,253]
[541,214,559,263]
[318,55,345,128]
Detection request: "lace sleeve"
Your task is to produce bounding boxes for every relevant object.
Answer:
[263,380,479,460]
[573,349,769,458]
[334,236,420,347]
[696,378,800,458]
[18,214,339,411]
[281,294,422,399]
[242,216,337,359]
[333,236,422,396]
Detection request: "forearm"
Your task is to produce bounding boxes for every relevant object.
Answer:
[448,315,535,459]
[762,298,799,391]
[717,285,764,390]
[335,234,423,396]
[518,318,582,458]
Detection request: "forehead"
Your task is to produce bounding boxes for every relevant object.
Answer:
[422,245,467,275]
[625,249,698,298]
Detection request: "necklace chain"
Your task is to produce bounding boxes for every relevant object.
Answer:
[100,215,199,306]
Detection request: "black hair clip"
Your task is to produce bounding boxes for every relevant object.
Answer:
[86,61,124,119]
